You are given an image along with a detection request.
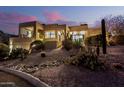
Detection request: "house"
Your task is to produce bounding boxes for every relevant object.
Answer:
[9,21,101,51]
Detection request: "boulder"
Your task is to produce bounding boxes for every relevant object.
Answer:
[41,52,46,57]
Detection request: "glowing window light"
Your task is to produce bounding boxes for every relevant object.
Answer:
[73,32,77,35]
[27,31,32,38]
[45,31,55,38]
[80,31,85,35]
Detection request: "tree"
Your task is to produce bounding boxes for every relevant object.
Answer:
[94,15,124,36]
[104,15,124,36]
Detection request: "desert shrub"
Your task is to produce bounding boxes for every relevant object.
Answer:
[30,40,45,52]
[85,34,102,46]
[0,43,9,60]
[9,48,29,59]
[64,47,105,70]
[62,39,73,51]
[111,63,123,70]
[73,39,82,49]
[109,40,116,46]
[110,35,124,45]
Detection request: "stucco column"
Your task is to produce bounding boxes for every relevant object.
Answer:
[33,23,37,40]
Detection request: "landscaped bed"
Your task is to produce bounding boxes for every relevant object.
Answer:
[32,64,124,87]
[0,46,124,87]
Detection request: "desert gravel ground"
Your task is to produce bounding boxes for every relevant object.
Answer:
[0,46,124,87]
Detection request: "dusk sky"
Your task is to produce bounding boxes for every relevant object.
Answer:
[0,6,124,34]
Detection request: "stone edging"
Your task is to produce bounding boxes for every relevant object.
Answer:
[0,67,49,87]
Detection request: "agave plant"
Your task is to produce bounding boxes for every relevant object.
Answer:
[73,39,83,49]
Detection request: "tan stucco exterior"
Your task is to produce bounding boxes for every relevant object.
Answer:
[9,21,101,50]
[87,28,101,37]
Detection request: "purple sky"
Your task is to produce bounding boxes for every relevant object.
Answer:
[0,6,124,35]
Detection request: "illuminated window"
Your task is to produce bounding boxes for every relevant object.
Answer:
[20,27,33,38]
[80,31,85,35]
[45,31,55,38]
[73,32,77,35]
[27,31,32,38]
[21,30,32,38]
[72,31,85,41]
[73,35,83,40]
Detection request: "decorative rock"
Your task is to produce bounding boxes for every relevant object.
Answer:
[41,52,46,57]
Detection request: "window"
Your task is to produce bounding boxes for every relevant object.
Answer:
[80,31,85,35]
[20,27,34,38]
[73,35,83,40]
[72,31,85,41]
[27,31,32,38]
[45,31,55,38]
[21,30,32,38]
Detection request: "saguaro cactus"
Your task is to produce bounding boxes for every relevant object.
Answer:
[101,19,107,54]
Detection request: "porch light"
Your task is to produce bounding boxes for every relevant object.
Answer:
[9,40,13,53]
[70,32,72,34]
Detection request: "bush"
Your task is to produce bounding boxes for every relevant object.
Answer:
[85,34,102,46]
[30,40,45,52]
[73,39,82,49]
[110,35,124,45]
[111,63,123,70]
[64,47,105,70]
[0,43,9,60]
[62,39,73,51]
[9,48,29,60]
[109,40,116,46]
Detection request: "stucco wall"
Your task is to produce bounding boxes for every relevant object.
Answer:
[10,21,102,51]
[10,37,34,50]
[45,40,58,49]
[87,28,101,37]
[35,22,44,40]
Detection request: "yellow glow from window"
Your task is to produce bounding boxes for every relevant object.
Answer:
[45,31,55,38]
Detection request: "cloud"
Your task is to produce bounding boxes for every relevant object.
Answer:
[0,12,37,23]
[43,11,80,25]
[0,12,37,34]
[43,11,65,22]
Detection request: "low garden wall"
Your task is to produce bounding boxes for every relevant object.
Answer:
[0,67,49,87]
